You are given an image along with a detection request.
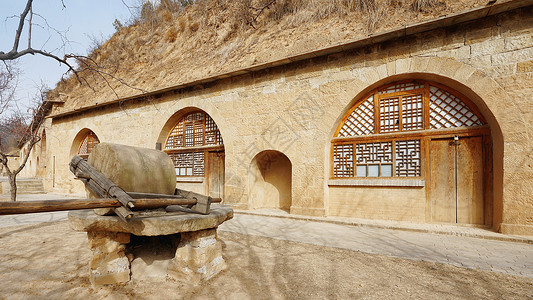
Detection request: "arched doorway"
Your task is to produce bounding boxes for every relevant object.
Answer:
[162,110,225,198]
[331,80,492,225]
[249,150,292,211]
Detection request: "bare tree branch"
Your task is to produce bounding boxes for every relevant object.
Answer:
[0,0,150,200]
[9,0,33,56]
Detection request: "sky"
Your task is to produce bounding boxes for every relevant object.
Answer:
[0,0,141,116]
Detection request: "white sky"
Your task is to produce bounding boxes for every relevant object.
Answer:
[0,0,141,115]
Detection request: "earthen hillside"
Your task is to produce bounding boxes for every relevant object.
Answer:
[51,0,486,114]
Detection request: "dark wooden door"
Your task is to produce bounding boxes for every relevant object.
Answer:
[207,151,224,198]
[430,136,484,224]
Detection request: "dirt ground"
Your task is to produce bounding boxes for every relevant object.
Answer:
[0,221,531,299]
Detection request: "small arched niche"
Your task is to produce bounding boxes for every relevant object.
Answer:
[249,150,292,211]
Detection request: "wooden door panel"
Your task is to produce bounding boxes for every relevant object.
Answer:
[457,136,484,224]
[430,139,455,223]
[429,136,484,225]
[207,151,224,198]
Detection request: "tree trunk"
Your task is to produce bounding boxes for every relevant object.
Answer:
[9,174,17,201]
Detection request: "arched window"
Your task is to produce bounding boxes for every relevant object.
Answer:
[332,80,486,178]
[78,130,100,160]
[164,111,223,176]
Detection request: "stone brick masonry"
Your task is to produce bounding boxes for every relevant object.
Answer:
[24,5,533,235]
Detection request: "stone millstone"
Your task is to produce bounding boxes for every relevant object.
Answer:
[86,142,176,214]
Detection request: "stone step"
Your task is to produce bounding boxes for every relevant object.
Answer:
[1,179,44,194]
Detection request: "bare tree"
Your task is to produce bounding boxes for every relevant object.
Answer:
[0,109,42,201]
[0,0,142,200]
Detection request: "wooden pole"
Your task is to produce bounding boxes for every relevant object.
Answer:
[0,197,222,216]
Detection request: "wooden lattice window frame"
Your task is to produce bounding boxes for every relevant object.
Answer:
[331,80,487,179]
[78,131,100,160]
[164,111,223,177]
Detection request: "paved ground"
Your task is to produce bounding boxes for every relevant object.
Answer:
[219,212,533,278]
[1,193,532,279]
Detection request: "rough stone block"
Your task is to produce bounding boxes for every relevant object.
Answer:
[86,231,131,286]
[167,228,226,284]
[395,58,411,74]
[465,27,492,45]
[492,48,533,66]
[470,39,505,57]
[504,34,533,51]
[517,60,533,73]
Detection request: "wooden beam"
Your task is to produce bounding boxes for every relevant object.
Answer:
[0,197,221,215]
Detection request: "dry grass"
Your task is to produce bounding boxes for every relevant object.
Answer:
[52,0,486,111]
[166,26,178,42]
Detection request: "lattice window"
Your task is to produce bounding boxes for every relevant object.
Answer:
[164,111,223,176]
[333,144,354,177]
[169,152,205,176]
[379,97,400,133]
[165,112,223,150]
[78,131,100,159]
[395,140,421,177]
[355,142,393,177]
[332,80,485,179]
[338,95,374,137]
[429,86,482,129]
[379,81,423,94]
[402,94,424,131]
[205,114,223,145]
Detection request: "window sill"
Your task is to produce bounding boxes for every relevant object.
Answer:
[176,176,204,183]
[328,178,425,187]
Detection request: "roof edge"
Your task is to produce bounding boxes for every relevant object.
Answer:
[48,0,533,119]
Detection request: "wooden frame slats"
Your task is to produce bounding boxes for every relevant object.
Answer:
[164,111,223,177]
[331,80,487,179]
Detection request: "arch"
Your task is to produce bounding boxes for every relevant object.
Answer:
[249,150,292,211]
[329,56,533,229]
[70,128,101,160]
[161,108,225,198]
[330,78,493,226]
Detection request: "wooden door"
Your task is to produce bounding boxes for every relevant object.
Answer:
[207,151,224,198]
[430,136,484,224]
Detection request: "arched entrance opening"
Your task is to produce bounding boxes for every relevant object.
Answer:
[249,150,292,211]
[70,129,100,160]
[162,110,225,198]
[330,79,492,225]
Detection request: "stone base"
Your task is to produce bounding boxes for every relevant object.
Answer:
[167,229,226,284]
[87,231,131,286]
[69,206,233,287]
[85,228,227,286]
[499,223,533,236]
[290,206,325,217]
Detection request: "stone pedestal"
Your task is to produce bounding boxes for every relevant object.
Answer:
[87,231,131,286]
[69,204,233,287]
[168,229,226,284]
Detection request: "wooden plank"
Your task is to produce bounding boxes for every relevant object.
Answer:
[207,151,224,199]
[175,188,212,214]
[127,192,222,203]
[331,125,490,143]
[429,138,456,223]
[70,155,135,222]
[0,198,210,215]
[69,156,136,209]
[457,136,484,225]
